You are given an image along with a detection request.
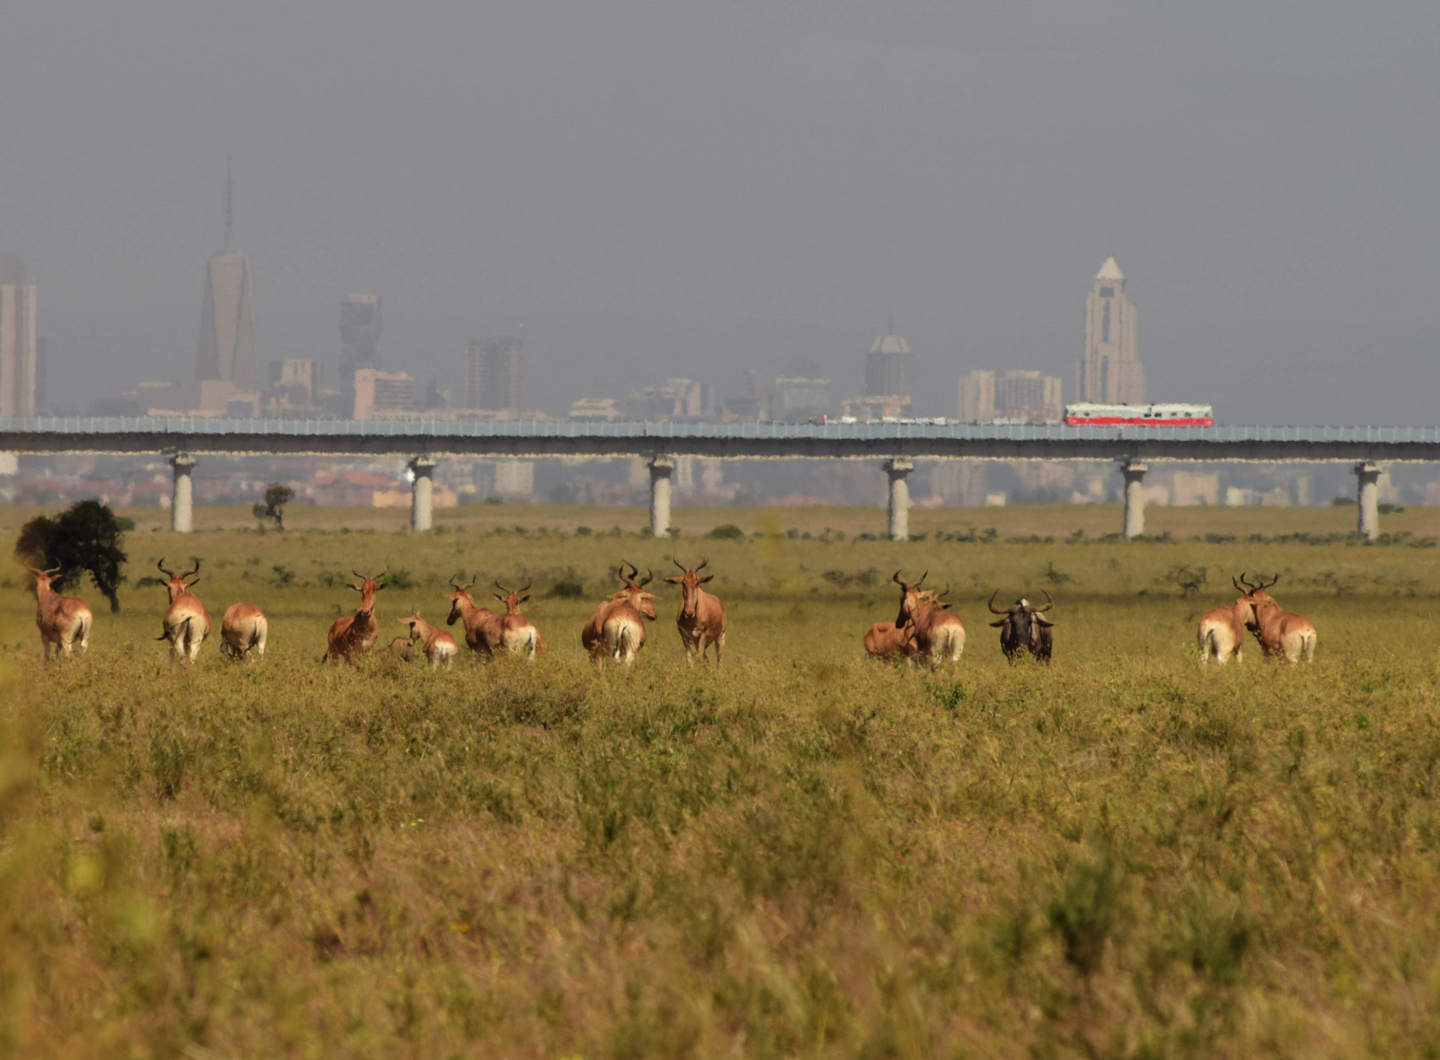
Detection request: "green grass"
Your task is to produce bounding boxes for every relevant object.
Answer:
[4,505,1440,1057]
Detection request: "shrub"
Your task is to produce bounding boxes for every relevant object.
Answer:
[707,524,744,540]
[14,499,129,611]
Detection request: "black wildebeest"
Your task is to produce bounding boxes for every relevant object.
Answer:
[987,589,1054,663]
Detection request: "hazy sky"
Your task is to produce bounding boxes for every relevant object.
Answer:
[2,1,1437,424]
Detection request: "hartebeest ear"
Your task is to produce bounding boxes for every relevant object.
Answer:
[663,575,683,584]
[520,594,530,604]
[185,576,201,588]
[493,593,507,602]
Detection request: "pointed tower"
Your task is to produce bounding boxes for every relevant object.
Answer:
[196,162,258,390]
[1076,256,1143,404]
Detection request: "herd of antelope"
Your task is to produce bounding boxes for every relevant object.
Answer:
[25,557,1317,668]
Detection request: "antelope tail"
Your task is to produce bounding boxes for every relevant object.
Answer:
[618,624,636,659]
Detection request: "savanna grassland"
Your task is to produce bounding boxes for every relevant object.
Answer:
[5,501,1440,1058]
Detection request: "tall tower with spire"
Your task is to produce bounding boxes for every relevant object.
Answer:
[196,159,258,390]
[1076,256,1143,404]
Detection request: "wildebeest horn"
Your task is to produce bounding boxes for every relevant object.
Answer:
[1036,589,1054,612]
[157,557,176,578]
[988,590,1007,614]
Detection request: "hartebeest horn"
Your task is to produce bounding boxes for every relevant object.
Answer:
[672,555,688,572]
[915,570,928,589]
[1036,589,1054,612]
[157,557,176,578]
[638,568,653,587]
[449,572,476,591]
[1232,575,1248,593]
[695,556,709,572]
[893,570,906,587]
[1255,573,1280,591]
[988,589,1007,614]
[1238,572,1256,590]
[182,558,201,579]
[495,579,510,594]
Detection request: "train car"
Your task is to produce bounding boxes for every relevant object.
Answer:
[1064,402,1213,427]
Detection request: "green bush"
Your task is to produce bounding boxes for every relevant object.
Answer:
[707,523,744,539]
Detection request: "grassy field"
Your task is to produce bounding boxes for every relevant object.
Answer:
[4,503,1440,1057]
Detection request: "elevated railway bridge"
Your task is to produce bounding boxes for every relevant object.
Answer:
[3,416,1438,540]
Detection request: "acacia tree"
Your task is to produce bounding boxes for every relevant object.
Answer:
[252,483,296,530]
[14,499,129,612]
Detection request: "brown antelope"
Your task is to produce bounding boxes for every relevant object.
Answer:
[988,590,1054,663]
[444,574,505,658]
[155,558,211,664]
[582,561,658,665]
[324,567,388,665]
[893,571,966,669]
[384,635,418,662]
[492,580,545,659]
[29,565,93,660]
[220,602,268,661]
[663,556,727,665]
[1197,576,1252,666]
[397,610,458,668]
[1237,573,1318,665]
[864,620,915,661]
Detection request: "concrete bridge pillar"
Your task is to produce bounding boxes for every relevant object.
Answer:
[1355,462,1382,541]
[884,458,914,541]
[409,456,436,532]
[169,453,196,533]
[649,455,675,537]
[1121,460,1148,539]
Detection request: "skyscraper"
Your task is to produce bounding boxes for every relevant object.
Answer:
[0,279,38,417]
[196,252,258,390]
[339,294,383,385]
[1076,256,1144,404]
[465,335,524,412]
[864,329,913,401]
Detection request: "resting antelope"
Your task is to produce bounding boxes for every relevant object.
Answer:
[324,568,388,665]
[29,565,93,660]
[664,556,727,665]
[1197,576,1252,665]
[582,561,658,665]
[893,571,966,669]
[220,603,268,661]
[864,620,915,662]
[1237,573,1317,665]
[492,580,545,659]
[155,558,211,664]
[397,610,458,668]
[988,590,1054,663]
[444,574,504,658]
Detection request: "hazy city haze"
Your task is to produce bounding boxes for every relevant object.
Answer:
[2,1,1437,424]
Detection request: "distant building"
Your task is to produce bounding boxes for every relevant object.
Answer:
[623,378,709,421]
[864,330,913,403]
[265,359,321,416]
[1076,256,1144,404]
[196,252,258,390]
[994,370,1063,422]
[569,398,623,421]
[33,337,47,413]
[958,370,995,423]
[0,280,37,416]
[475,459,535,498]
[773,359,832,422]
[136,379,236,415]
[465,335,523,412]
[722,369,767,421]
[339,295,382,385]
[352,368,415,419]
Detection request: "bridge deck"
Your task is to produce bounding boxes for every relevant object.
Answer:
[3,416,1440,462]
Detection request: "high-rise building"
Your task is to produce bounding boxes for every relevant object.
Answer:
[0,281,38,417]
[1076,256,1144,404]
[352,368,415,419]
[465,335,523,412]
[864,330,913,401]
[339,295,382,385]
[196,252,258,389]
[958,369,996,422]
[994,370,1063,422]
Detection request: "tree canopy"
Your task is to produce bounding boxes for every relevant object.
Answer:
[14,500,130,612]
[253,483,296,530]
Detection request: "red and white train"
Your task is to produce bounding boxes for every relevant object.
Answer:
[1064,403,1214,427]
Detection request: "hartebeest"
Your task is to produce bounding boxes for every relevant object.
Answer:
[220,602,268,661]
[492,580,544,659]
[664,556,727,665]
[444,574,504,658]
[582,561,658,664]
[324,568,388,665]
[1237,573,1318,665]
[894,571,966,669]
[29,565,93,661]
[1197,576,1252,665]
[988,590,1054,663]
[864,620,915,661]
[155,558,211,664]
[397,610,458,668]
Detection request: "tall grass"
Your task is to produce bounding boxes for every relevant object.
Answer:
[4,508,1440,1056]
